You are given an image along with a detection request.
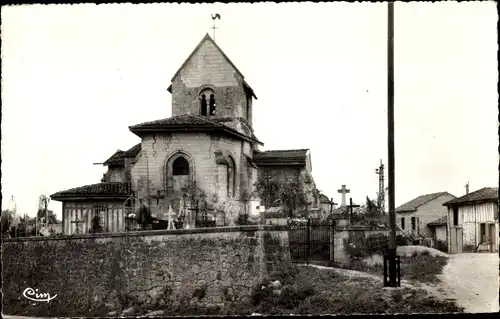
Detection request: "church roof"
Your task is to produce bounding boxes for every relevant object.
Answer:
[103,143,141,166]
[129,114,263,145]
[396,192,453,212]
[443,187,498,207]
[167,33,257,99]
[51,182,132,201]
[253,149,309,166]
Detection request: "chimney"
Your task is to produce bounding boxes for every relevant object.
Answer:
[465,182,469,195]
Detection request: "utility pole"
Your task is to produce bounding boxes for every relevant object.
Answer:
[386,1,398,287]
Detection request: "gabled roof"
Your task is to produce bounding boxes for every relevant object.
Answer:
[167,33,257,99]
[443,187,498,207]
[396,192,453,213]
[129,114,263,145]
[428,216,447,226]
[253,149,309,166]
[103,143,141,166]
[51,182,132,201]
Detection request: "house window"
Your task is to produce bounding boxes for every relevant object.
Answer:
[200,94,208,116]
[411,217,416,230]
[209,94,216,115]
[400,217,405,230]
[227,156,236,197]
[453,207,459,226]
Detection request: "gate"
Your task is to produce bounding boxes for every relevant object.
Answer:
[288,219,335,264]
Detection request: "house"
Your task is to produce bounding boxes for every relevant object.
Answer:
[427,216,447,244]
[396,192,456,240]
[51,33,319,235]
[444,187,498,253]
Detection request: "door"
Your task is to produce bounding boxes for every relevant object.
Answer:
[489,224,496,252]
[449,227,463,254]
[457,228,463,253]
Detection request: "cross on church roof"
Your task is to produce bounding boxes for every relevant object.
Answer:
[337,184,350,207]
[211,13,221,42]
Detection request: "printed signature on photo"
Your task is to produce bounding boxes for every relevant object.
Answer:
[23,288,57,303]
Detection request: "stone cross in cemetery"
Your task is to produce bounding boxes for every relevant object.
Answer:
[347,197,360,220]
[337,184,350,207]
[329,198,338,213]
[167,205,176,230]
[71,218,84,234]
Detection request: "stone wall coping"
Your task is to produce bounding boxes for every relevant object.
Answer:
[2,225,289,243]
[337,226,391,231]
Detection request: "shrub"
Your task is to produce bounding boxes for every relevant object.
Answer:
[435,240,448,253]
[366,233,389,254]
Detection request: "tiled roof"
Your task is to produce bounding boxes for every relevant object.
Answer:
[396,192,452,212]
[129,114,263,145]
[103,143,141,166]
[443,187,498,206]
[51,182,132,200]
[130,114,220,128]
[253,149,309,166]
[428,216,447,226]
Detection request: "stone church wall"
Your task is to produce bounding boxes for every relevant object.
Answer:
[130,132,253,220]
[2,226,290,316]
[170,39,248,121]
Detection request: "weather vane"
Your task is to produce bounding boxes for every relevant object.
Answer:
[211,13,221,41]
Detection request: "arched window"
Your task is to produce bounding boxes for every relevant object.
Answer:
[199,88,215,117]
[209,94,216,115]
[200,94,208,116]
[227,156,236,197]
[173,157,189,176]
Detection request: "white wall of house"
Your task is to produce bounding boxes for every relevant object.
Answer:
[63,201,126,235]
[397,193,455,239]
[434,225,447,242]
[448,201,499,251]
[396,212,418,235]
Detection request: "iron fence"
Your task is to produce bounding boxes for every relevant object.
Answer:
[288,219,335,264]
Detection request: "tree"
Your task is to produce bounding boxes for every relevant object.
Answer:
[252,177,309,218]
[351,196,387,225]
[2,210,12,237]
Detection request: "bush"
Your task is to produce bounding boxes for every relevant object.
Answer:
[434,240,448,253]
[366,233,389,254]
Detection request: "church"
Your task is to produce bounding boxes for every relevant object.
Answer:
[51,34,320,235]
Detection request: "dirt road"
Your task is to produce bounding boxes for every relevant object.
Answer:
[435,253,499,313]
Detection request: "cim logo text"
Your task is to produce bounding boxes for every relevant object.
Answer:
[23,288,57,303]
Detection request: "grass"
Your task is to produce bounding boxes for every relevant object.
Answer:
[245,265,463,315]
[342,249,450,285]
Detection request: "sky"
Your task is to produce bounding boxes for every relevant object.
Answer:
[1,2,498,219]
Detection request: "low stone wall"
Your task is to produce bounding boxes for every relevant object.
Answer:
[334,226,400,264]
[2,225,290,316]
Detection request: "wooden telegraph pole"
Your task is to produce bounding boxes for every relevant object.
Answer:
[387,1,398,287]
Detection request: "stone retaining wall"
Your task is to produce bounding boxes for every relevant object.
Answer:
[2,225,290,316]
